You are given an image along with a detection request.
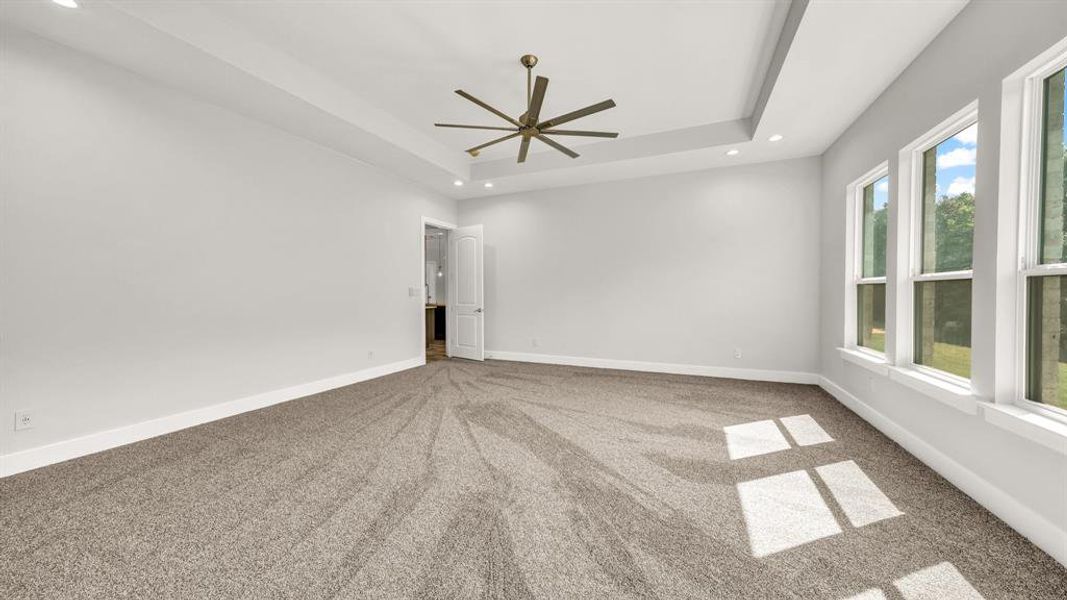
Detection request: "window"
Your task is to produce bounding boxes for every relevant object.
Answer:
[1023,66,1067,413]
[911,122,977,380]
[857,176,889,352]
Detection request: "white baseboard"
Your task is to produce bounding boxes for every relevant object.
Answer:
[0,357,425,478]
[485,350,819,384]
[819,376,1067,567]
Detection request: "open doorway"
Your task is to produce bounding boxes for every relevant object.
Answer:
[421,216,484,363]
[423,219,453,362]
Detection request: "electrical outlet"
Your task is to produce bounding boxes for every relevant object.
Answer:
[367,350,375,360]
[531,338,539,348]
[14,410,33,431]
[733,348,743,360]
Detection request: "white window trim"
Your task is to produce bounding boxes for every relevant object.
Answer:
[1003,38,1067,425]
[893,101,979,395]
[843,162,889,359]
[888,366,978,415]
[838,346,890,375]
[984,403,1067,456]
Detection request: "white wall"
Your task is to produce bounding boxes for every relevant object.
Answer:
[459,157,821,378]
[818,1,1067,550]
[0,28,455,460]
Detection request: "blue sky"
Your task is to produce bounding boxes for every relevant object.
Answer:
[934,123,977,199]
[873,175,889,211]
[1058,70,1067,151]
[867,74,1063,208]
[866,122,976,210]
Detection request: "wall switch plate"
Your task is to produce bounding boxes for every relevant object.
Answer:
[733,348,743,360]
[14,410,33,431]
[408,287,419,297]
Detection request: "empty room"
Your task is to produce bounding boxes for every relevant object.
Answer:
[2,0,1066,598]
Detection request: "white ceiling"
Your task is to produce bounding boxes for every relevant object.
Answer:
[0,0,969,199]
[205,1,790,159]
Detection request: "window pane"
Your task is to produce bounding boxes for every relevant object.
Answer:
[920,124,976,273]
[857,283,886,352]
[861,176,889,278]
[1040,68,1066,264]
[914,279,971,378]
[1026,275,1067,410]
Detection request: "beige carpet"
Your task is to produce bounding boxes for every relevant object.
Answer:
[1,359,1064,599]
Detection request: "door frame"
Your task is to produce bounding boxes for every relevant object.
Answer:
[421,216,457,362]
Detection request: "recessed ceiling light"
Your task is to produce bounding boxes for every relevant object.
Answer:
[484,182,494,188]
[52,0,78,7]
[726,149,740,156]
[768,134,784,142]
[453,180,463,186]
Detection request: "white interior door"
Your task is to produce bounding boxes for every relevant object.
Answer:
[448,225,484,361]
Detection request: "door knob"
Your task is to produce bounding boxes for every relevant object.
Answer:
[474,308,483,313]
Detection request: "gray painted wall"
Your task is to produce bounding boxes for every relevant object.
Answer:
[0,29,456,456]
[459,157,822,375]
[818,1,1067,534]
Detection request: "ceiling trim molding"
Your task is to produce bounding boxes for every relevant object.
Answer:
[472,119,750,180]
[1,0,968,199]
[106,0,467,177]
[749,0,810,135]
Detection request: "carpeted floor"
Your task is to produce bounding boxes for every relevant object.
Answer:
[1,360,1064,599]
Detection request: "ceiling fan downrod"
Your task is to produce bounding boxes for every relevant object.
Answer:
[521,54,538,114]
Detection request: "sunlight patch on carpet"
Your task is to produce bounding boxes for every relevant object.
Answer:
[894,562,985,599]
[841,590,887,600]
[779,414,834,446]
[737,470,842,557]
[816,460,903,527]
[839,562,985,600]
[724,419,791,460]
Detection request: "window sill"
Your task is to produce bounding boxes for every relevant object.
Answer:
[888,367,978,415]
[837,347,889,375]
[983,403,1067,456]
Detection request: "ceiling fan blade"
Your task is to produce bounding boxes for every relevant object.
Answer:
[435,123,519,132]
[537,99,616,130]
[525,76,549,125]
[455,90,522,127]
[517,136,531,163]
[466,131,522,155]
[542,129,619,138]
[535,134,579,159]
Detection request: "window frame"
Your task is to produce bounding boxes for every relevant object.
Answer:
[844,162,890,360]
[1013,50,1067,423]
[893,102,979,390]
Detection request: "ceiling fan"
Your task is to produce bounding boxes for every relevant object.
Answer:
[435,54,618,163]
